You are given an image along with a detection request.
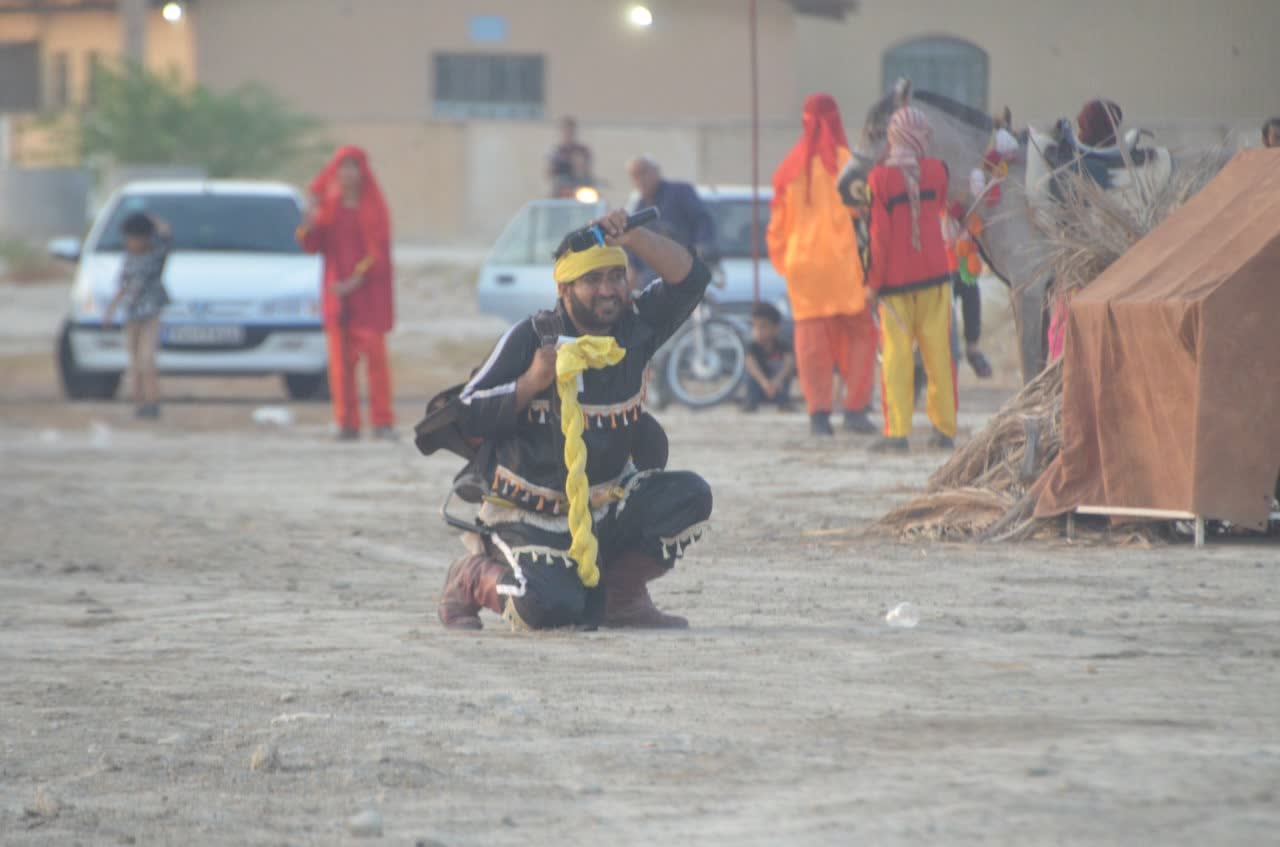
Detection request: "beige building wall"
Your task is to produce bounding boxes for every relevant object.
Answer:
[2,6,196,165]
[194,0,798,122]
[796,0,1280,131]
[0,8,195,105]
[323,118,799,244]
[193,0,805,243]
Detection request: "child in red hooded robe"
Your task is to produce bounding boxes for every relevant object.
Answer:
[298,146,396,440]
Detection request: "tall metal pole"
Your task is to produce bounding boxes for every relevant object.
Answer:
[749,0,760,305]
[121,0,147,67]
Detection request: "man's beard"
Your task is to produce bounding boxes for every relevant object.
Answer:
[565,288,624,335]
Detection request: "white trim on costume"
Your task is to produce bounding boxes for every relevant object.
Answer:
[461,320,525,405]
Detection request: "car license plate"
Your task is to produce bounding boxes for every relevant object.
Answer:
[162,325,245,346]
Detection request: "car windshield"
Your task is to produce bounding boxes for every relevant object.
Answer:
[705,198,770,259]
[489,202,602,265]
[95,193,303,253]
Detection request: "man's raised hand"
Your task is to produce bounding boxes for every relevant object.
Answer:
[590,209,634,247]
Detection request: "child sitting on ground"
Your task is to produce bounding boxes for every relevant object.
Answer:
[104,212,171,419]
[743,302,795,412]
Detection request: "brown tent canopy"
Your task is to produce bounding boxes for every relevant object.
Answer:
[1036,149,1280,530]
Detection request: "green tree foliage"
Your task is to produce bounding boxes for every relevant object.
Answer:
[77,63,324,178]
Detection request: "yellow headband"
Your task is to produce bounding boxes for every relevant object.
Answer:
[553,245,628,286]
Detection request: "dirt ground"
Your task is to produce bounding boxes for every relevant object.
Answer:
[2,268,1278,846]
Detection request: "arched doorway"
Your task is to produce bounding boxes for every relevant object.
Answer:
[882,36,989,111]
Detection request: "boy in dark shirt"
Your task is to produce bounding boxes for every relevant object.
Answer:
[743,303,795,412]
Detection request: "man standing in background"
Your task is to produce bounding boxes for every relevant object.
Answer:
[548,117,594,198]
[297,146,397,441]
[767,94,878,437]
[625,155,716,286]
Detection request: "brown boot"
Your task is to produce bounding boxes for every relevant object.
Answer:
[437,554,507,630]
[603,552,689,629]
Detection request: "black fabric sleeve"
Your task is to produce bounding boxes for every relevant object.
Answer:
[458,319,539,440]
[632,258,712,349]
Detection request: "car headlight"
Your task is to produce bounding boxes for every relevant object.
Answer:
[261,296,320,317]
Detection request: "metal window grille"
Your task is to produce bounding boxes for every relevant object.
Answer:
[0,41,40,112]
[882,37,989,112]
[432,53,545,120]
[86,50,102,106]
[50,51,70,109]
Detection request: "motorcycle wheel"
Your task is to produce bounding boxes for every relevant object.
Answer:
[663,318,747,409]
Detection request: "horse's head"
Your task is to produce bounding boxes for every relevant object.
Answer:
[851,78,912,170]
[835,79,914,208]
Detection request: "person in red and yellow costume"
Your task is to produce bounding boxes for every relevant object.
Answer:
[866,106,956,453]
[298,146,396,440]
[767,94,878,437]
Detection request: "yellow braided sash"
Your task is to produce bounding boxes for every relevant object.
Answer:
[555,335,626,587]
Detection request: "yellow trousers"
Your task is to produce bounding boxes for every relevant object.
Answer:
[879,283,957,439]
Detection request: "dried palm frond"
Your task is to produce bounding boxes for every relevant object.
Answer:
[1036,149,1231,307]
[876,487,1015,541]
[872,146,1230,542]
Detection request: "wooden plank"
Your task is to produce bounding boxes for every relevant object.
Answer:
[1075,505,1197,519]
[1077,508,1279,521]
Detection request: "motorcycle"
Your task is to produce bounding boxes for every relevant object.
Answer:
[649,262,752,410]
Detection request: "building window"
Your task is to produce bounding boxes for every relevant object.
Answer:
[882,36,989,111]
[432,53,544,120]
[49,51,71,109]
[0,41,41,112]
[86,51,103,106]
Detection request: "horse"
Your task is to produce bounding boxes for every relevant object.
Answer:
[842,80,1173,384]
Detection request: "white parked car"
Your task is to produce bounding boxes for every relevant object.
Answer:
[475,197,607,322]
[475,187,789,324]
[690,184,789,320]
[53,180,326,400]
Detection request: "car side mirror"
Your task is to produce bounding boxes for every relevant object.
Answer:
[47,237,82,263]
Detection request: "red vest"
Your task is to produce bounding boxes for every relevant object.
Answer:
[867,158,951,293]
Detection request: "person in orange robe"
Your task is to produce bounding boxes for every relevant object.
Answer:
[297,146,396,440]
[767,94,877,437]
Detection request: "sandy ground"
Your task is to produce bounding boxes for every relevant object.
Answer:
[2,268,1278,846]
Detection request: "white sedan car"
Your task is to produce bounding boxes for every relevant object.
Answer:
[475,186,789,324]
[54,181,327,400]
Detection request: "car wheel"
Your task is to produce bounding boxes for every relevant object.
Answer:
[57,321,121,401]
[283,372,329,401]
